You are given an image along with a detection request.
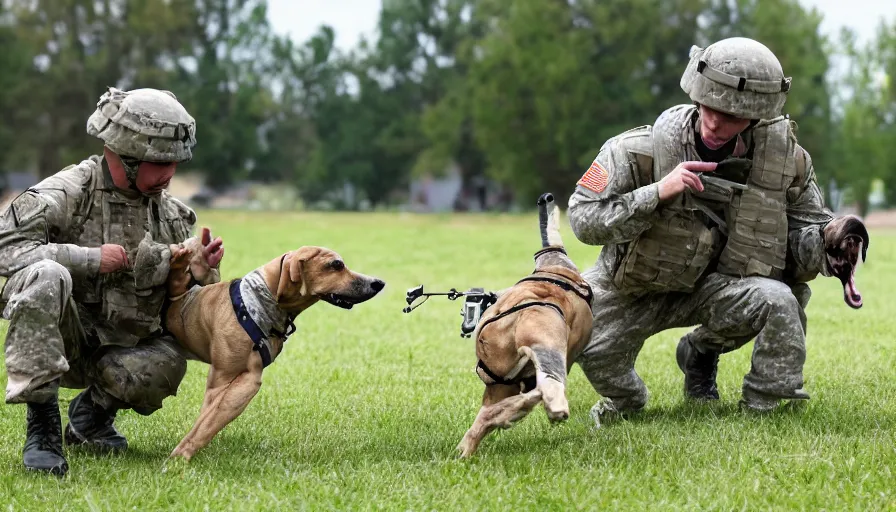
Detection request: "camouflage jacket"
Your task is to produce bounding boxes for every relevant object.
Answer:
[0,155,219,346]
[568,107,834,294]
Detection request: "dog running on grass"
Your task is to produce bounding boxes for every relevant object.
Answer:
[456,193,594,458]
[163,238,385,460]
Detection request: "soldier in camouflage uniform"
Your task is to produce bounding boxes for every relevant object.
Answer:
[0,87,224,476]
[568,37,869,421]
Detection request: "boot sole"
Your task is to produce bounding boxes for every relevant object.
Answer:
[24,462,68,477]
[64,424,128,454]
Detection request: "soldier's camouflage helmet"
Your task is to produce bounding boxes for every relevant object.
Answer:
[680,37,791,120]
[86,87,196,164]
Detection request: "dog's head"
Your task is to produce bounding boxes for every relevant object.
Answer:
[823,214,869,309]
[270,246,385,312]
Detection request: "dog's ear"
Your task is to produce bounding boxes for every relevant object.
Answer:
[275,252,299,300]
[275,247,321,300]
[288,254,307,295]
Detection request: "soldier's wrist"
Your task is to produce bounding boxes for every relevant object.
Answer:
[632,183,661,215]
[85,247,103,277]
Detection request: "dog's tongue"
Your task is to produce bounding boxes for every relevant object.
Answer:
[844,275,863,309]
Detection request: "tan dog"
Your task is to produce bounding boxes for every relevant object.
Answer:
[163,240,385,460]
[456,193,594,458]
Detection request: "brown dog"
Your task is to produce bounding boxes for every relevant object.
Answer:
[163,240,385,460]
[456,193,594,458]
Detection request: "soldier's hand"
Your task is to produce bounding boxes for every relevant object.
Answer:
[200,227,224,268]
[658,161,718,201]
[100,244,130,274]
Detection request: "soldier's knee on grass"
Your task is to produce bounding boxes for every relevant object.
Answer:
[92,338,187,415]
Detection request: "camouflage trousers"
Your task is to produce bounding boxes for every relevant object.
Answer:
[577,270,811,412]
[1,260,186,414]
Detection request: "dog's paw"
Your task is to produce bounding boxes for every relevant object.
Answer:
[546,408,570,423]
[167,447,194,463]
[456,439,477,459]
[169,246,192,271]
[161,450,192,474]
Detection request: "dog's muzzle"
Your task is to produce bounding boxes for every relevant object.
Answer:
[322,278,385,309]
[322,294,357,309]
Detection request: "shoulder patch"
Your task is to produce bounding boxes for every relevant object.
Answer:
[9,192,48,227]
[578,159,610,194]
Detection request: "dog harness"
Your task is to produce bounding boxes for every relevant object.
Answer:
[475,265,594,388]
[229,276,296,368]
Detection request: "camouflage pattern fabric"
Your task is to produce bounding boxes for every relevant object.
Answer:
[568,102,834,412]
[0,155,214,408]
[577,272,811,413]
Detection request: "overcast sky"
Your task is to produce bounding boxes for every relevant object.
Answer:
[267,0,896,51]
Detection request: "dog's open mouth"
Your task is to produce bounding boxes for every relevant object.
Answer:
[322,294,357,309]
[843,272,863,309]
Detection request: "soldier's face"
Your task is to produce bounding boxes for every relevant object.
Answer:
[698,104,751,150]
[136,162,178,194]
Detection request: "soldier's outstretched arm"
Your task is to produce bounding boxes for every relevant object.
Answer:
[785,147,835,279]
[0,167,99,278]
[568,140,660,246]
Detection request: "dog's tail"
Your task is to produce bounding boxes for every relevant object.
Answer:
[537,193,564,248]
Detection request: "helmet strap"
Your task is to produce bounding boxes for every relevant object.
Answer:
[118,155,142,190]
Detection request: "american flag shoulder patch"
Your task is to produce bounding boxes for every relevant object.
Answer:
[578,159,610,193]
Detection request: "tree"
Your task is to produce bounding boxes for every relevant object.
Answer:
[173,0,278,189]
[702,0,834,191]
[829,27,891,216]
[423,0,710,206]
[875,18,896,206]
[0,3,36,174]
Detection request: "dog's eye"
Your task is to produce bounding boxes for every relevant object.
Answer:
[330,260,345,271]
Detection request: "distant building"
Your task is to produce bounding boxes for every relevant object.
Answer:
[408,162,512,212]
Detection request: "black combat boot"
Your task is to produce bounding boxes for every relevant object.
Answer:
[64,387,128,453]
[676,336,720,400]
[23,398,68,476]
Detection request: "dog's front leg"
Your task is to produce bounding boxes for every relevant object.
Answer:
[522,346,569,422]
[170,368,262,461]
[457,385,542,458]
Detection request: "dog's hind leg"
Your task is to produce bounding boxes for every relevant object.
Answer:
[457,385,542,458]
[170,367,262,461]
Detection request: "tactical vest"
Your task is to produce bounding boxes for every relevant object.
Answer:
[54,156,194,347]
[613,105,796,294]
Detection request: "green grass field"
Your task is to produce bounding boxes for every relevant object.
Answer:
[1,210,894,510]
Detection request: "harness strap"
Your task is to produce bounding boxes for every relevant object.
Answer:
[476,300,564,388]
[476,360,537,391]
[229,278,296,368]
[472,272,593,389]
[478,300,565,332]
[533,246,567,258]
[516,275,594,305]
